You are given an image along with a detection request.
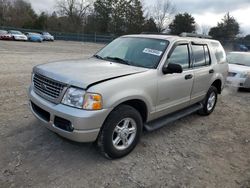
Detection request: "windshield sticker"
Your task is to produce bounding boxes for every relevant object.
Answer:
[143,48,163,56]
[160,42,166,46]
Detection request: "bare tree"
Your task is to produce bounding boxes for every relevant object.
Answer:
[56,0,92,31]
[200,24,210,35]
[150,0,175,32]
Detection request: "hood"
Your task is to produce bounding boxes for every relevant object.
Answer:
[33,58,148,89]
[228,64,250,73]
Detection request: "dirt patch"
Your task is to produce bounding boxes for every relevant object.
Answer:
[0,40,249,188]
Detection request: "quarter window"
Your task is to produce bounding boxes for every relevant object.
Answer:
[211,42,226,64]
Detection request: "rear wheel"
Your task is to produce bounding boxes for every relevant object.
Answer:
[198,86,218,116]
[97,105,143,159]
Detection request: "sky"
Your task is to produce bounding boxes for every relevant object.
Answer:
[28,0,250,35]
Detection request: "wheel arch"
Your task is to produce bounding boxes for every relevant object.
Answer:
[211,79,222,94]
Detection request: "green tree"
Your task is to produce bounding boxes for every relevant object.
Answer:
[33,12,48,30]
[126,0,145,34]
[245,34,250,41]
[169,13,196,35]
[143,17,158,32]
[209,13,240,40]
[93,0,146,35]
[93,0,112,33]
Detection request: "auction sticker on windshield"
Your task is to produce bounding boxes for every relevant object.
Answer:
[143,48,163,56]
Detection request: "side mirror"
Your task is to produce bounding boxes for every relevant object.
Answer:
[162,63,183,74]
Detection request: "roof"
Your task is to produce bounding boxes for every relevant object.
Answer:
[122,34,219,44]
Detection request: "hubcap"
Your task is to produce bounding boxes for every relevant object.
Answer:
[112,118,137,150]
[207,92,216,111]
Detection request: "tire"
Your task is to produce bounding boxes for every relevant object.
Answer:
[198,86,218,116]
[97,105,143,159]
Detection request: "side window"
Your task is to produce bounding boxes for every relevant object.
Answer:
[168,44,190,69]
[192,45,206,67]
[211,42,226,63]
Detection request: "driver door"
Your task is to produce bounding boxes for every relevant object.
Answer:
[155,42,194,118]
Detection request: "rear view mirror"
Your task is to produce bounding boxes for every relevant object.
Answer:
[162,63,183,74]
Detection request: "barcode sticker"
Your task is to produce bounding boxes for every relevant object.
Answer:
[143,48,163,56]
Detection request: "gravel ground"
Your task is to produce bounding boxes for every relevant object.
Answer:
[0,40,249,188]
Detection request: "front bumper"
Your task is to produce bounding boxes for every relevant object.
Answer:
[28,87,112,142]
[227,76,250,88]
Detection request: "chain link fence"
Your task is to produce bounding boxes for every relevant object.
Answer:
[0,26,115,43]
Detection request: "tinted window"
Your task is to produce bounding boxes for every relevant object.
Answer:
[204,45,211,65]
[211,42,226,63]
[192,45,206,67]
[168,44,190,69]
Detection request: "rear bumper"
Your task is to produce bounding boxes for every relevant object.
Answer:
[28,86,112,142]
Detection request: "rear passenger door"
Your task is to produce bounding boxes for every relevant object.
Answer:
[190,43,213,103]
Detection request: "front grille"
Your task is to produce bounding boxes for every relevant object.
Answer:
[33,73,66,102]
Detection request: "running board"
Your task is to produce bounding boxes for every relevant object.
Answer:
[144,103,203,132]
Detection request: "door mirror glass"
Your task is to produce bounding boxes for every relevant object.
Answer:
[162,63,183,74]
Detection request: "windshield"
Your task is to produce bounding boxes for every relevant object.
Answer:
[42,32,50,35]
[96,37,169,69]
[10,30,22,35]
[227,52,250,67]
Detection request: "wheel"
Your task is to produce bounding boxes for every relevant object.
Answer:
[97,105,143,159]
[198,86,218,116]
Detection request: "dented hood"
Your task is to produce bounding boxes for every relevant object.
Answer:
[33,58,148,89]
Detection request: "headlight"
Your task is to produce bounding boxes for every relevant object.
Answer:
[62,87,102,110]
[83,93,103,110]
[62,87,85,109]
[239,72,249,78]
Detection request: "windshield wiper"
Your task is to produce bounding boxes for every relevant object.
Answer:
[104,56,132,65]
[93,54,104,60]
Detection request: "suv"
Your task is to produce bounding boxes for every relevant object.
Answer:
[28,33,228,159]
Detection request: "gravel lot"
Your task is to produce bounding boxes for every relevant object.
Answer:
[0,40,250,188]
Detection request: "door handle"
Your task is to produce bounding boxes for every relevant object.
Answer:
[185,74,193,80]
[209,69,214,74]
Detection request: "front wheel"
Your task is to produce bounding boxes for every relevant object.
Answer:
[198,86,218,116]
[97,105,143,159]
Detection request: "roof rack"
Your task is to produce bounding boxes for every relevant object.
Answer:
[180,32,212,39]
[140,32,169,35]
